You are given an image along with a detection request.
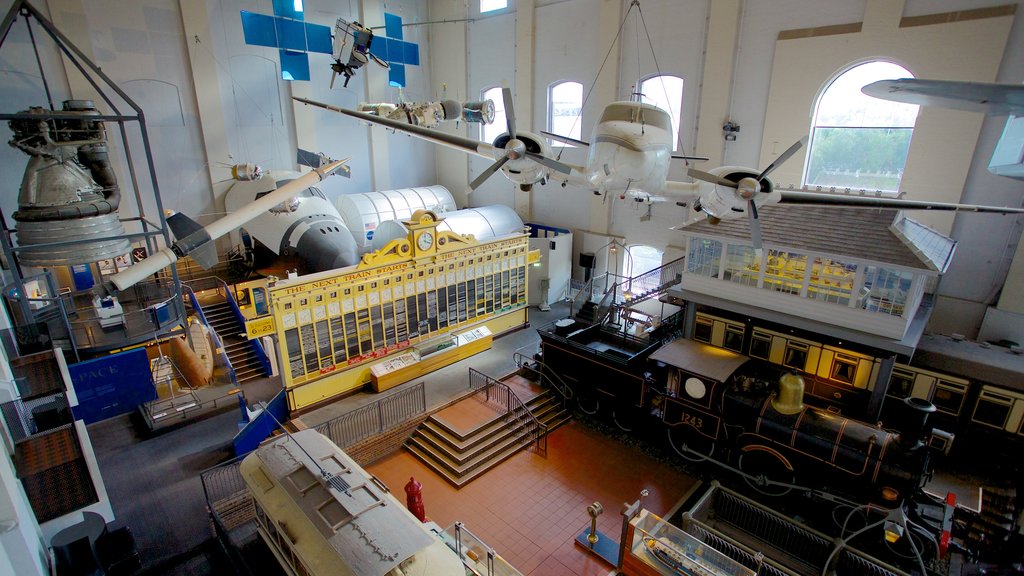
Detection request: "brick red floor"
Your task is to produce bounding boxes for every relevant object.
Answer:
[367,421,697,576]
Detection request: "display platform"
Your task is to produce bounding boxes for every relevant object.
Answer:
[371,327,493,392]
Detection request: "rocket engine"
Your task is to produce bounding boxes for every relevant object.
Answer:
[8,100,129,267]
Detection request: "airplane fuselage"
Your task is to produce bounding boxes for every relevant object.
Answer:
[585,101,672,195]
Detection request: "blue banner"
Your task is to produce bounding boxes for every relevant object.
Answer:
[68,348,156,424]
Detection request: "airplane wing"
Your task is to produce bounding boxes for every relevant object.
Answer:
[776,188,1024,214]
[540,130,589,147]
[862,79,1024,116]
[293,96,497,160]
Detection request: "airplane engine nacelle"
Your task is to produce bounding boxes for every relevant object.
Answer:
[696,167,781,222]
[492,130,552,190]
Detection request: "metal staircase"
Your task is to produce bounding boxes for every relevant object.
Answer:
[202,301,265,384]
[182,278,270,385]
[571,256,686,326]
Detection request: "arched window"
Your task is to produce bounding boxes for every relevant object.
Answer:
[548,81,583,145]
[480,0,507,13]
[624,244,663,278]
[804,62,919,193]
[639,75,683,151]
[480,86,506,145]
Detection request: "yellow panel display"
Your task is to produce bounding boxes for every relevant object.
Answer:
[266,211,532,411]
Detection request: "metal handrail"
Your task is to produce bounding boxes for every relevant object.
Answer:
[592,257,686,325]
[468,368,547,456]
[445,521,523,576]
[313,382,426,450]
[181,283,237,386]
[151,353,198,391]
[512,352,574,404]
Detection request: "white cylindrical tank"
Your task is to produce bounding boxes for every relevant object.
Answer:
[370,204,525,252]
[337,186,456,251]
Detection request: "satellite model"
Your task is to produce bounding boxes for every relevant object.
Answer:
[357,98,495,128]
[330,18,389,89]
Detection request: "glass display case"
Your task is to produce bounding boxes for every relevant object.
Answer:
[628,510,754,576]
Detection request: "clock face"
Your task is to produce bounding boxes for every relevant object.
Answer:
[417,232,434,251]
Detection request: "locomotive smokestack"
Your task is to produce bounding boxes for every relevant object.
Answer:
[771,372,805,415]
[899,397,937,447]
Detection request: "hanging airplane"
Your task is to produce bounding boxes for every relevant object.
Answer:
[862,78,1024,180]
[293,88,1024,253]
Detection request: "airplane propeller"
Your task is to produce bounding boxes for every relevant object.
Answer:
[470,88,572,190]
[687,138,807,253]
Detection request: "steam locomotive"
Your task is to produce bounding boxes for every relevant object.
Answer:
[538,329,945,506]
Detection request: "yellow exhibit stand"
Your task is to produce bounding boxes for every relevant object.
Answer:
[247,210,535,412]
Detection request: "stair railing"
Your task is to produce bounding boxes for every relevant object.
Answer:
[180,282,237,386]
[591,257,687,326]
[444,521,523,576]
[512,352,574,409]
[216,277,272,377]
[468,368,547,456]
[569,271,611,317]
[182,277,272,380]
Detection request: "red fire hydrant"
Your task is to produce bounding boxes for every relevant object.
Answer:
[405,476,426,522]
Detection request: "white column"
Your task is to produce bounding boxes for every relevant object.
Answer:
[514,0,535,221]
[587,0,621,234]
[362,0,391,192]
[428,0,470,207]
[695,0,740,167]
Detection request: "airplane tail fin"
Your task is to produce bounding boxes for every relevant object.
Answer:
[297,148,352,178]
[166,212,218,269]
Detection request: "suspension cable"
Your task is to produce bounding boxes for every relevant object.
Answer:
[556,0,638,162]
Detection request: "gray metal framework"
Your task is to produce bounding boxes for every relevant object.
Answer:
[0,0,183,359]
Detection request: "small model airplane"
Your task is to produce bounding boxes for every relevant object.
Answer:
[862,78,1024,180]
[293,89,1024,253]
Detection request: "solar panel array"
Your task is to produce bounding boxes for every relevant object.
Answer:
[239,1,418,87]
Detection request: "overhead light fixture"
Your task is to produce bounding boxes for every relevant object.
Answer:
[723,121,740,141]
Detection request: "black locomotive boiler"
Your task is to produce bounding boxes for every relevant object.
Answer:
[539,327,943,506]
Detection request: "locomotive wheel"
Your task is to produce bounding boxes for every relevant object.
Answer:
[577,395,599,415]
[667,427,715,462]
[738,449,795,497]
[612,409,635,432]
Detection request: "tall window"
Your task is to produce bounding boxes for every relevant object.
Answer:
[640,75,683,151]
[624,244,662,278]
[548,81,583,145]
[804,62,919,193]
[480,0,507,13]
[480,86,506,144]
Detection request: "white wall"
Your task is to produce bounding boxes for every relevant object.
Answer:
[1,0,1021,332]
[455,0,1024,336]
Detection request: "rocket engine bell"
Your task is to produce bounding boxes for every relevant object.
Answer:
[8,100,130,267]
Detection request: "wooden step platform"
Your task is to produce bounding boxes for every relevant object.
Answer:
[406,371,571,487]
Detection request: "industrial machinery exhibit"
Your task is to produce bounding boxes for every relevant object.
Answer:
[1,1,1022,576]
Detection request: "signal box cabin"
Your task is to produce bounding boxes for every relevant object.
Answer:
[669,206,957,422]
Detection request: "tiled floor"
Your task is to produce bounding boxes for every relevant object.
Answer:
[367,421,697,576]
